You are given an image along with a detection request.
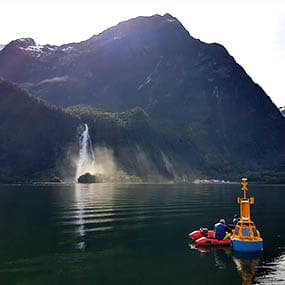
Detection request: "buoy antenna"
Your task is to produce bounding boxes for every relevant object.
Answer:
[241,177,248,199]
[238,178,254,221]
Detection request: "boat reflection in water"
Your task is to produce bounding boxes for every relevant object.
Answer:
[232,251,262,285]
[189,243,232,271]
[190,244,262,284]
[189,243,231,255]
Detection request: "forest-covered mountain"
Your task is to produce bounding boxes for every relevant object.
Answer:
[0,80,204,182]
[0,14,285,182]
[0,80,78,182]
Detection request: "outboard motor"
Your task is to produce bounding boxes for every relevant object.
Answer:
[200,228,208,236]
[189,227,209,240]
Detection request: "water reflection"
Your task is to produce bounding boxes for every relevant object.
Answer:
[232,251,262,285]
[190,245,262,284]
[256,252,285,284]
[74,183,86,251]
[73,183,116,251]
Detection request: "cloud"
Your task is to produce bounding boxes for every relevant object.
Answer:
[37,76,69,85]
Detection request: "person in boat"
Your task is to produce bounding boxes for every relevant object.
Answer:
[214,219,232,240]
[233,214,240,225]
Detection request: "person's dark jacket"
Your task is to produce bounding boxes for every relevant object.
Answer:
[214,222,230,240]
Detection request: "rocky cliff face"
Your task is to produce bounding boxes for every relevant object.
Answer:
[0,14,284,178]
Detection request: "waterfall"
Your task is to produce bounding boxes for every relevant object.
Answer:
[75,124,96,180]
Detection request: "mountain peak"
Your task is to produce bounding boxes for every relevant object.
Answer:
[6,38,36,49]
[84,13,192,53]
[163,13,176,19]
[0,38,37,58]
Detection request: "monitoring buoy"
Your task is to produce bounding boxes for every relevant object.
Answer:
[231,178,263,252]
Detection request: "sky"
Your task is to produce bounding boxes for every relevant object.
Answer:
[1,0,285,107]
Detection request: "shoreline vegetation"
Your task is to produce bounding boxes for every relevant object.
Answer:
[1,172,285,185]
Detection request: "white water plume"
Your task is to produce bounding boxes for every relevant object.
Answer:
[74,125,142,183]
[75,124,96,180]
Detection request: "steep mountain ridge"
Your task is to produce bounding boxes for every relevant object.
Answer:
[0,14,202,108]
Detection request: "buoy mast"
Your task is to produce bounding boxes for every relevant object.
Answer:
[238,178,254,222]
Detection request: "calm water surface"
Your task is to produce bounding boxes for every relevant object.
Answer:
[0,183,284,284]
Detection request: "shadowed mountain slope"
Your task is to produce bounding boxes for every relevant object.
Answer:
[0,80,78,182]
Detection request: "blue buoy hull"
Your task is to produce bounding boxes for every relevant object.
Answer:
[232,239,263,252]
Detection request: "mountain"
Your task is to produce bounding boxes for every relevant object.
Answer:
[0,14,285,181]
[0,80,79,182]
[0,80,203,182]
[280,106,285,117]
[0,45,5,51]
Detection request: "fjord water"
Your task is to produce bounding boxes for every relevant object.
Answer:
[0,184,284,284]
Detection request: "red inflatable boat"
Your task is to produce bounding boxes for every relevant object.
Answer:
[188,228,231,247]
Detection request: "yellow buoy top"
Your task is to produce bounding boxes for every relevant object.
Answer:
[237,178,254,221]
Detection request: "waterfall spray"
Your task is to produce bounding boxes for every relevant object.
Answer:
[75,124,96,180]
